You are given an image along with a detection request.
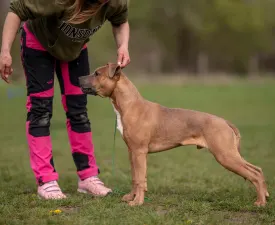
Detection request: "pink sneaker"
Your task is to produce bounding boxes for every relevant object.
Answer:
[77,176,112,197]
[37,181,67,200]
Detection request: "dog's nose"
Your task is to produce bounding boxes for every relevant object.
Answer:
[79,76,89,87]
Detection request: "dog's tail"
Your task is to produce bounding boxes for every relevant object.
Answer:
[226,120,241,153]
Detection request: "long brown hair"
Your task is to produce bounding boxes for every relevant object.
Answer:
[56,0,107,24]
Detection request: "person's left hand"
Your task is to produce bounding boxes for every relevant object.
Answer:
[117,46,130,68]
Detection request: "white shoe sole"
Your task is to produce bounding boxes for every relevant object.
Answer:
[77,188,112,197]
[37,193,67,200]
[77,188,88,194]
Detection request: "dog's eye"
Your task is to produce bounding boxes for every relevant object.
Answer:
[94,71,99,76]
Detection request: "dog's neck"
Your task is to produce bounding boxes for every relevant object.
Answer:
[110,74,143,114]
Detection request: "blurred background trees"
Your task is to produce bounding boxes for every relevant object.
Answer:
[1,0,275,78]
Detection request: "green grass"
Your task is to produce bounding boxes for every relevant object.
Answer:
[1,79,275,225]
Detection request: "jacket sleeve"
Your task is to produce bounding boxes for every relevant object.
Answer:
[107,0,129,26]
[9,0,64,21]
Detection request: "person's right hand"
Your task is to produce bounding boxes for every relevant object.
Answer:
[0,51,13,83]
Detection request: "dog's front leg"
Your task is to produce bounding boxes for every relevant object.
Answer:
[122,150,136,202]
[128,150,147,206]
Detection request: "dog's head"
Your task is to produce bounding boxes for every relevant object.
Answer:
[79,63,122,97]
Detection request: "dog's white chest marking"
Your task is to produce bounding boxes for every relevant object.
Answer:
[111,103,123,135]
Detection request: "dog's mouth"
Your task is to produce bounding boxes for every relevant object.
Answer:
[81,87,98,96]
[79,75,98,96]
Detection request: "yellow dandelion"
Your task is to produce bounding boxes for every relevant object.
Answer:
[54,209,62,214]
[49,209,62,215]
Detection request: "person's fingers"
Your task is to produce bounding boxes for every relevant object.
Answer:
[126,57,131,66]
[117,52,123,66]
[3,65,11,83]
[121,55,131,68]
[120,56,128,68]
[1,73,9,83]
[0,66,7,83]
[4,65,11,75]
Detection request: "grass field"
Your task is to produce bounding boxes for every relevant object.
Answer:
[1,78,275,225]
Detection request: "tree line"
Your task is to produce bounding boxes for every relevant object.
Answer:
[1,0,275,76]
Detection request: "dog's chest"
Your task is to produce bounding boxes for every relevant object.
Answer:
[111,103,123,135]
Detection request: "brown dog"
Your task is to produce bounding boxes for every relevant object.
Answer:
[79,63,269,207]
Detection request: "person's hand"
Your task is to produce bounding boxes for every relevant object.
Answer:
[0,51,13,83]
[117,46,130,68]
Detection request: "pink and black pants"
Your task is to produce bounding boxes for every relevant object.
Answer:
[20,23,99,185]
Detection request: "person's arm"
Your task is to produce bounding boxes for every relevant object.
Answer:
[0,12,21,83]
[112,22,130,67]
[1,12,21,55]
[107,1,130,68]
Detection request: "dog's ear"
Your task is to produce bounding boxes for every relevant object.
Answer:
[108,63,121,79]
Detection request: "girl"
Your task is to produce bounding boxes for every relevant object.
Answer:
[0,0,130,199]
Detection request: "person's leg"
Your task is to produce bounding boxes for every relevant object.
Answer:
[21,23,66,199]
[55,47,112,196]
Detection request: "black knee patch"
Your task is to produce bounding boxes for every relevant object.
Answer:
[72,152,90,171]
[68,48,90,87]
[27,97,53,137]
[65,95,91,133]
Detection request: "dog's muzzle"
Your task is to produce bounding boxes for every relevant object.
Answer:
[79,76,97,96]
[81,87,98,96]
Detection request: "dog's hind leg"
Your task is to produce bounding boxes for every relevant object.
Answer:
[226,122,268,197]
[243,160,269,198]
[206,124,267,206]
[213,150,267,206]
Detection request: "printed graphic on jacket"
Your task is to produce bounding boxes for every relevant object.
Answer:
[59,22,102,42]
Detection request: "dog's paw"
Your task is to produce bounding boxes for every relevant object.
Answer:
[122,193,135,202]
[254,200,266,207]
[128,199,144,206]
